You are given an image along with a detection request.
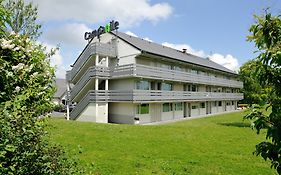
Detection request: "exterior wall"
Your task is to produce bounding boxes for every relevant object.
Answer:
[190,102,200,117]
[109,79,134,90]
[77,103,97,122]
[108,103,135,124]
[77,102,108,123]
[173,83,183,91]
[174,109,184,119]
[161,111,173,121]
[198,85,206,92]
[116,39,140,65]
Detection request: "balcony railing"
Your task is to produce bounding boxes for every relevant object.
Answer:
[111,64,243,88]
[74,90,243,102]
[70,90,243,119]
[70,66,110,101]
[70,42,116,81]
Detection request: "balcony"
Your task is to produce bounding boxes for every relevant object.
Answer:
[74,90,243,102]
[70,66,110,101]
[111,64,243,88]
[70,90,243,119]
[70,42,116,82]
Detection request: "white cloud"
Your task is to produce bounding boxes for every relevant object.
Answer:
[27,0,173,28]
[42,42,66,78]
[44,23,91,47]
[143,37,153,42]
[209,54,239,71]
[162,42,205,57]
[162,42,239,71]
[125,31,138,37]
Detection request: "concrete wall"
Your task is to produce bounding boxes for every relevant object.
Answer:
[161,111,173,121]
[174,83,183,91]
[174,110,184,119]
[77,102,108,123]
[117,39,140,65]
[77,103,97,122]
[190,102,200,117]
[109,78,134,90]
[109,103,135,124]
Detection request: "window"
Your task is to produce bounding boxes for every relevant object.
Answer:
[200,102,205,108]
[163,103,173,112]
[136,80,150,90]
[191,69,198,74]
[191,105,197,109]
[218,101,222,106]
[212,101,217,107]
[136,104,149,114]
[175,102,183,111]
[162,64,172,70]
[162,83,173,91]
[191,85,197,92]
[232,101,234,105]
[174,66,182,71]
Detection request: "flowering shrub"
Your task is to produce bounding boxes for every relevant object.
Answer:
[0,33,80,174]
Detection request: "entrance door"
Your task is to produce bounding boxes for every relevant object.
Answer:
[151,103,161,122]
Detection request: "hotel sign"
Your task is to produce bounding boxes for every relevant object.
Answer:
[84,20,119,40]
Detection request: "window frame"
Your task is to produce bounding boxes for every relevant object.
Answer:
[136,103,150,114]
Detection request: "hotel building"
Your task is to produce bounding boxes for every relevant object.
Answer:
[66,31,243,124]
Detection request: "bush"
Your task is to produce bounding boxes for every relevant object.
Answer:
[0,32,80,174]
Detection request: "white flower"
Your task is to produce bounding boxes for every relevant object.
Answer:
[7,72,13,77]
[15,86,20,92]
[12,63,25,71]
[0,38,15,50]
[13,47,20,51]
[31,72,38,77]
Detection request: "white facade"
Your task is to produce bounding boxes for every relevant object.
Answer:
[67,32,243,124]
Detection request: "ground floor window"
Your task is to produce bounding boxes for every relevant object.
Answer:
[136,104,149,114]
[175,102,183,111]
[218,101,222,106]
[163,103,173,112]
[191,105,197,109]
[200,102,205,108]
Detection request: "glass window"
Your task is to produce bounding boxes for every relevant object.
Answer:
[174,66,182,71]
[162,83,173,91]
[175,102,183,111]
[200,102,205,108]
[162,64,172,70]
[191,69,198,74]
[163,103,173,112]
[136,80,150,90]
[218,101,222,106]
[191,85,197,92]
[136,104,149,114]
[232,101,234,105]
[191,105,197,109]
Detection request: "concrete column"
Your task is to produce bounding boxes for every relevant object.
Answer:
[105,79,108,90]
[95,78,99,90]
[95,54,99,66]
[66,81,70,120]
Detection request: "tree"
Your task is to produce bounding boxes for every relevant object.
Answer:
[245,11,281,174]
[239,59,271,105]
[4,0,41,39]
[0,2,80,174]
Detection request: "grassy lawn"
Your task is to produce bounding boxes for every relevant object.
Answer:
[47,111,276,175]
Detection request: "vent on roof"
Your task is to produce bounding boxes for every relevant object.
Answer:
[182,48,187,53]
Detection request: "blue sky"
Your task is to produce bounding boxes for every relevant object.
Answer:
[27,0,281,78]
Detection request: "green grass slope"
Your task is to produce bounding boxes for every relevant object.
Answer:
[47,111,276,175]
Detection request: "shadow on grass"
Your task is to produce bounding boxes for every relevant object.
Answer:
[218,122,251,128]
